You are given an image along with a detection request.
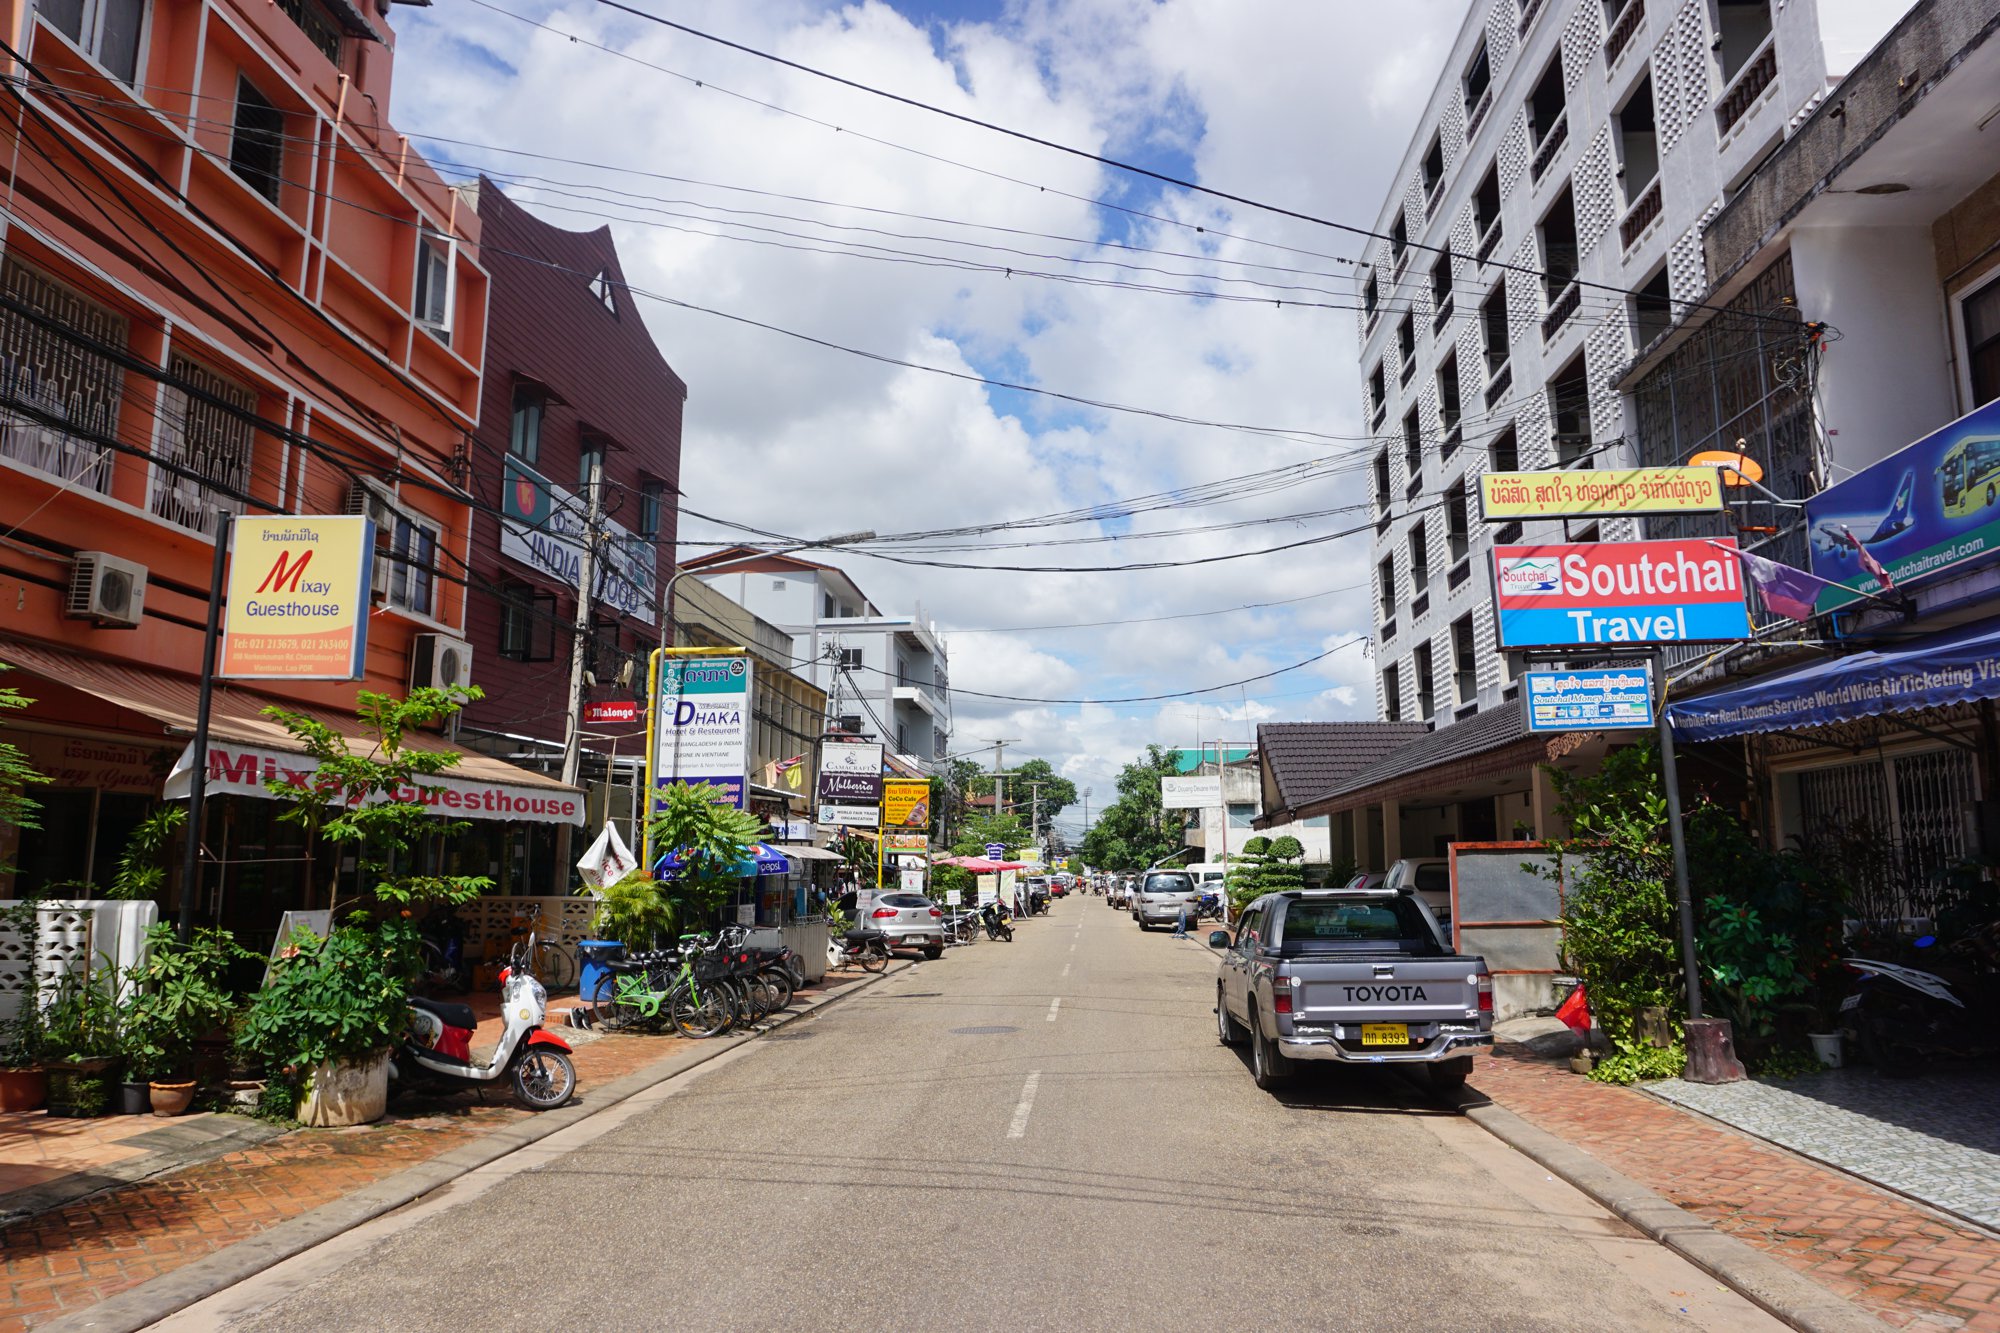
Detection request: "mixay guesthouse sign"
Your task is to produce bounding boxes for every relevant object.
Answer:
[500,457,657,625]
[1492,538,1751,648]
[220,516,373,680]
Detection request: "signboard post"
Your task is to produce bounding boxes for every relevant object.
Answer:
[1492,539,1751,648]
[1523,665,1656,732]
[644,651,753,867]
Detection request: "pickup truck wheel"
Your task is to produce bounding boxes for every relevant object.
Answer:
[1428,1057,1473,1096]
[1216,987,1246,1047]
[1249,1014,1293,1090]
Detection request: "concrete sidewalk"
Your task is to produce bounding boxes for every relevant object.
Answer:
[0,963,893,1333]
[1470,1026,2000,1332]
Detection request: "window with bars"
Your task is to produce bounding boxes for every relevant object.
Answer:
[151,354,254,536]
[229,79,284,205]
[0,257,128,495]
[1795,747,1977,924]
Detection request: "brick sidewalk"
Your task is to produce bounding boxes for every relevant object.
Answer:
[0,968,868,1332]
[1473,1046,2000,1332]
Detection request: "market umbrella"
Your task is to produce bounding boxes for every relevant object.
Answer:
[654,842,793,878]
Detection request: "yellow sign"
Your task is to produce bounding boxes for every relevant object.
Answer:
[883,779,930,830]
[219,516,375,680]
[1478,467,1724,520]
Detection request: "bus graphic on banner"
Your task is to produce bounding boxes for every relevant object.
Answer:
[1492,539,1751,648]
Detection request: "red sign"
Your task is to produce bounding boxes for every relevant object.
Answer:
[1492,538,1752,648]
[582,700,641,725]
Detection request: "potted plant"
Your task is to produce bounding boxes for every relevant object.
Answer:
[0,991,48,1112]
[41,965,123,1117]
[122,925,253,1117]
[239,688,491,1126]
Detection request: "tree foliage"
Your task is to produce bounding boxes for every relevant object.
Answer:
[0,670,49,877]
[1080,746,1187,871]
[1007,758,1077,834]
[645,781,767,929]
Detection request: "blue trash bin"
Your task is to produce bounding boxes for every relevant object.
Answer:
[577,940,626,1004]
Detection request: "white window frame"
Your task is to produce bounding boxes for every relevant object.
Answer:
[385,510,441,619]
[37,0,149,85]
[413,227,455,341]
[1951,258,2000,415]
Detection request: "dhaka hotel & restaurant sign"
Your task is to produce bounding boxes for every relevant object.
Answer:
[218,516,374,680]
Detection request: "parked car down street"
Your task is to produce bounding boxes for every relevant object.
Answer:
[868,892,946,959]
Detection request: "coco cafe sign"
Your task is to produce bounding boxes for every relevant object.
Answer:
[500,457,657,624]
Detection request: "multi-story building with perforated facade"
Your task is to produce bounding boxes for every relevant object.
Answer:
[1359,0,1919,729]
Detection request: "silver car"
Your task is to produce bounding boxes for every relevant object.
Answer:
[867,892,946,959]
[1134,871,1199,930]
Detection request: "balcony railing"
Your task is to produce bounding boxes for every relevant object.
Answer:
[1431,291,1456,334]
[1604,0,1645,68]
[278,0,343,65]
[1530,110,1569,182]
[1466,86,1493,138]
[1411,590,1431,620]
[1540,279,1582,341]
[1380,617,1397,643]
[1441,422,1463,459]
[1476,221,1502,265]
[1518,0,1548,37]
[1716,38,1778,137]
[1399,356,1416,385]
[1371,401,1386,431]
[1619,176,1664,252]
[1448,558,1472,590]
[1483,361,1513,408]
[1405,470,1424,501]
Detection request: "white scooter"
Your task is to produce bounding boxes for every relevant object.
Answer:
[392,964,577,1110]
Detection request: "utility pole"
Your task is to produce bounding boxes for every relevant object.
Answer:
[986,738,1019,837]
[556,451,604,881]
[1029,780,1043,856]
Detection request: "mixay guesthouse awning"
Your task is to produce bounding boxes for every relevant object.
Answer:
[1667,615,2000,742]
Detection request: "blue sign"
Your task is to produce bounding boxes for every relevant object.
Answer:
[984,842,1006,859]
[1523,666,1656,732]
[1806,396,2000,612]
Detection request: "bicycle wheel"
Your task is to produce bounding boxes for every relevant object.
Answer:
[858,944,888,974]
[537,941,577,991]
[670,983,732,1039]
[759,968,794,1012]
[590,971,642,1031]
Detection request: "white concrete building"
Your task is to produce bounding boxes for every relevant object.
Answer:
[1361,0,1920,727]
[683,548,952,770]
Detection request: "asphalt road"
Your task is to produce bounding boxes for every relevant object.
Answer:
[180,895,1784,1332]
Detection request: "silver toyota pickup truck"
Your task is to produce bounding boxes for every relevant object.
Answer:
[1211,887,1493,1092]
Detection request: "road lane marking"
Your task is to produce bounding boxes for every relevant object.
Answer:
[1061,963,1071,978]
[1047,997,1062,1022]
[1007,1071,1041,1139]
[1069,942,1076,952]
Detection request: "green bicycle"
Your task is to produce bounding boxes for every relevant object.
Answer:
[589,949,732,1038]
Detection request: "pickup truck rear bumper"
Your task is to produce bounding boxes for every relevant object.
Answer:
[1277,1030,1493,1064]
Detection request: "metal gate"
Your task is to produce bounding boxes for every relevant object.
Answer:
[1796,747,1978,921]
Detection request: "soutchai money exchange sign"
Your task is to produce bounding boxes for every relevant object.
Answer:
[1478,467,1726,520]
[1492,538,1751,648]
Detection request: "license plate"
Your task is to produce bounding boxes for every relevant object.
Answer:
[1361,1023,1408,1046]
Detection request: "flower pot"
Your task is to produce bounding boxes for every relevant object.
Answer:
[0,1067,47,1112]
[298,1050,390,1127]
[118,1080,152,1115]
[1808,1032,1844,1069]
[148,1080,197,1117]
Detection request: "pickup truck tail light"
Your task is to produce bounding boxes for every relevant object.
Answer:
[1273,975,1295,1015]
[1477,971,1494,1013]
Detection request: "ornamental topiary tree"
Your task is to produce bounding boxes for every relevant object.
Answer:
[1263,835,1307,894]
[1226,835,1272,917]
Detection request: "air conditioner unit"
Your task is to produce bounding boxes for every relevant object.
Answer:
[410,633,474,694]
[65,552,148,628]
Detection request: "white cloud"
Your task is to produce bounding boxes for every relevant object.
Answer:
[395,0,1471,819]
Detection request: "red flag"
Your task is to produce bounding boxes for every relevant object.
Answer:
[1555,983,1592,1034]
[1841,526,1895,591]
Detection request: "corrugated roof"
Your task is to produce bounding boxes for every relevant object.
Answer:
[1255,722,1431,821]
[1294,698,1594,818]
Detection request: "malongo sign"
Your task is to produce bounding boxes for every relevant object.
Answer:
[1492,538,1751,648]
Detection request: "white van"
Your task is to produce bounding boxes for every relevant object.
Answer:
[1187,862,1229,894]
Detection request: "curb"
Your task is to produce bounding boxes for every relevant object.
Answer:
[1454,1092,1891,1333]
[38,960,914,1333]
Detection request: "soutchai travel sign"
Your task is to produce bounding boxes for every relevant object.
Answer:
[219,516,374,680]
[1478,467,1725,520]
[1492,538,1751,648]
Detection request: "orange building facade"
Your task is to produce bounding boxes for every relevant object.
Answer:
[0,0,579,914]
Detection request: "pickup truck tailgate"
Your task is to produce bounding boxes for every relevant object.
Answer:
[1294,959,1481,1023]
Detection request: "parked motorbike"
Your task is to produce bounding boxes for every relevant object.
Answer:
[416,903,469,994]
[1197,891,1224,922]
[1840,926,2000,1075]
[981,903,1014,942]
[392,964,576,1110]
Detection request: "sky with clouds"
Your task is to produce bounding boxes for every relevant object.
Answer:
[394,0,1472,836]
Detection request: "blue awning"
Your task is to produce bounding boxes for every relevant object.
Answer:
[654,842,793,878]
[1667,615,2000,742]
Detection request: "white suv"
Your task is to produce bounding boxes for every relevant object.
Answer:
[1381,858,1453,935]
[1133,871,1200,930]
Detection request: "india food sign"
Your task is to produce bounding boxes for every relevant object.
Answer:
[649,654,752,810]
[1492,539,1751,648]
[219,516,373,680]
[1478,467,1725,520]
[500,457,657,625]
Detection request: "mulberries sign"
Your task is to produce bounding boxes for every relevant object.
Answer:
[648,653,752,810]
[1491,538,1751,648]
